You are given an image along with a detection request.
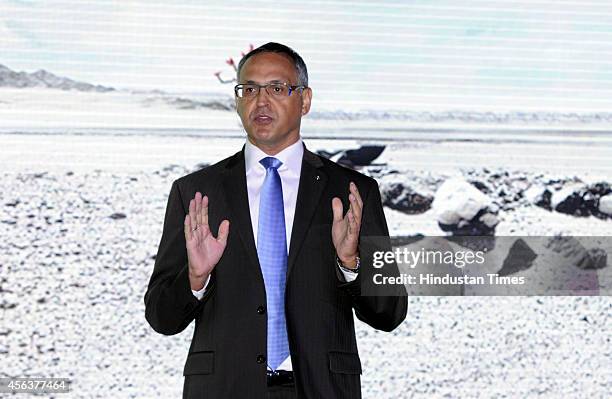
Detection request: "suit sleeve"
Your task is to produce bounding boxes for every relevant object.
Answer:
[144,180,214,335]
[337,179,408,332]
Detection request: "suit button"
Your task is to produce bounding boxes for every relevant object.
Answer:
[257,305,265,314]
[256,354,266,364]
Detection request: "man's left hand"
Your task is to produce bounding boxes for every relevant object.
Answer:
[331,181,362,269]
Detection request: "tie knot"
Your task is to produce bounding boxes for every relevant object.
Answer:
[260,157,282,170]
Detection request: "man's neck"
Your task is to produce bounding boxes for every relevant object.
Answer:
[248,136,301,156]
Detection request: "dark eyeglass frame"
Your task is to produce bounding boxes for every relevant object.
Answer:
[234,82,307,98]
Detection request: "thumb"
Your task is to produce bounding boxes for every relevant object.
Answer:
[332,197,343,223]
[216,220,230,246]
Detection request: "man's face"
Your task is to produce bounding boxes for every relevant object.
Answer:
[236,52,312,155]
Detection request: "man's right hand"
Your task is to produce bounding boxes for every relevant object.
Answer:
[184,192,230,290]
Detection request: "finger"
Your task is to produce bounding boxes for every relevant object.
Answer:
[195,192,202,226]
[202,195,209,228]
[350,181,364,211]
[349,192,362,227]
[347,207,357,236]
[184,214,192,241]
[189,198,197,230]
[332,197,343,223]
[216,219,230,246]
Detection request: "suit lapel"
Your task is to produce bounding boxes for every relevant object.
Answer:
[221,145,327,282]
[287,147,327,279]
[221,148,262,279]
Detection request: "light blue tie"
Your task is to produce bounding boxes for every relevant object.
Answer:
[257,157,289,370]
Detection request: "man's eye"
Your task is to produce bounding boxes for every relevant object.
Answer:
[245,86,256,93]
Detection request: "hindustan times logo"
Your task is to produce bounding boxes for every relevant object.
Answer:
[373,248,486,269]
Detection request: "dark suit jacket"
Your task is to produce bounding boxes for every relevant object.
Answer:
[144,145,407,399]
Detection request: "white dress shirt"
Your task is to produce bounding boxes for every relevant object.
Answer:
[191,138,357,370]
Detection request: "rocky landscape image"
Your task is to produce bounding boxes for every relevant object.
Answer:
[1,48,611,398]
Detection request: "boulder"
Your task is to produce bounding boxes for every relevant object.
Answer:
[432,178,499,235]
[551,182,611,218]
[599,194,612,216]
[497,239,538,276]
[380,181,433,214]
[317,145,386,169]
[544,236,608,270]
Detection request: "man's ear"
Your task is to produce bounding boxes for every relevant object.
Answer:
[301,87,312,116]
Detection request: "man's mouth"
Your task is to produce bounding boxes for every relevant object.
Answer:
[253,113,273,125]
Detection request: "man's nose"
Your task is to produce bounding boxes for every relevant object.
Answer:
[256,86,271,106]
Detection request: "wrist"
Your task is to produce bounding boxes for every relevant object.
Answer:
[189,271,209,290]
[337,253,360,271]
[338,253,358,267]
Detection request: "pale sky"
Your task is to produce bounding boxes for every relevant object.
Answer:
[2,0,612,111]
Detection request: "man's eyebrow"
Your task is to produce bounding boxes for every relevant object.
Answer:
[244,79,286,84]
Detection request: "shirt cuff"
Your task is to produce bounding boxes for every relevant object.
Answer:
[338,264,358,282]
[191,274,211,300]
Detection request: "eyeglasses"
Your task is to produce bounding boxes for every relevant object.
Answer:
[234,82,307,99]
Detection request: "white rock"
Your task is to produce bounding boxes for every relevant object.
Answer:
[523,184,546,204]
[480,212,500,228]
[551,184,583,209]
[432,178,492,225]
[599,194,612,215]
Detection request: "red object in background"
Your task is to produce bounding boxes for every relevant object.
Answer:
[216,44,254,83]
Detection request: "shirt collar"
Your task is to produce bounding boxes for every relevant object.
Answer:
[245,137,304,175]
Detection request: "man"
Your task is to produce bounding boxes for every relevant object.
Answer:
[144,42,407,399]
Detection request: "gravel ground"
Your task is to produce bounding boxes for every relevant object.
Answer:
[1,133,610,398]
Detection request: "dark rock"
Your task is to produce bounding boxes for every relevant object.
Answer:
[438,208,498,236]
[554,189,591,217]
[162,164,183,172]
[469,180,491,194]
[338,145,386,167]
[0,302,17,310]
[577,248,607,270]
[381,182,433,214]
[5,199,20,207]
[552,182,611,219]
[497,239,538,276]
[588,182,611,197]
[544,236,607,269]
[545,236,587,259]
[535,189,552,210]
[317,145,386,169]
[109,212,127,220]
